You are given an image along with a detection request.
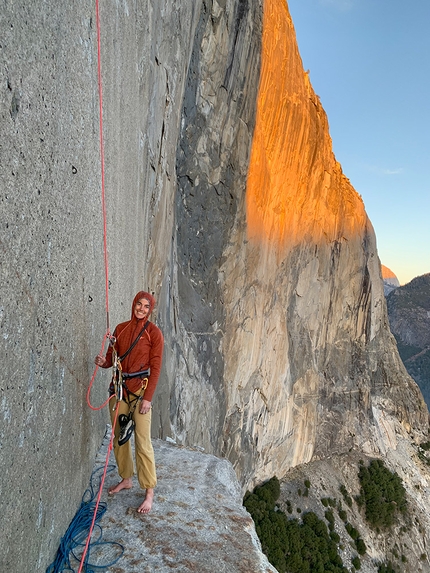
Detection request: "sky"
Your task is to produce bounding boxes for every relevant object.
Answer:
[287,0,430,285]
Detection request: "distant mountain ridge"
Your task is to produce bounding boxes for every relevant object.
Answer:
[386,273,430,408]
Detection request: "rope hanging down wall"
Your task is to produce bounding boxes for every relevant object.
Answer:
[47,0,122,570]
[77,0,118,569]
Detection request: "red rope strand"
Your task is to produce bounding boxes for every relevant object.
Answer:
[78,1,115,569]
[95,0,110,334]
[77,407,119,573]
[85,0,112,413]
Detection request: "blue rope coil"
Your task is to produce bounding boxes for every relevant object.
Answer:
[46,465,124,573]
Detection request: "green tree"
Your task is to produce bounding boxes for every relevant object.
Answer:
[244,479,348,573]
[358,460,406,528]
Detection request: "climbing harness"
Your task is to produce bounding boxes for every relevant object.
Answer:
[109,320,150,403]
[117,376,149,446]
[109,323,151,445]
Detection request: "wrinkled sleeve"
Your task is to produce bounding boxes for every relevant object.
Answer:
[144,326,164,402]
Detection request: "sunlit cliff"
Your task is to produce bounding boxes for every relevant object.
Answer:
[247,0,365,248]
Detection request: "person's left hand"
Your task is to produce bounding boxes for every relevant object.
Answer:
[139,399,152,415]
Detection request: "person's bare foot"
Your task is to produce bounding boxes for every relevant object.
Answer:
[137,488,154,514]
[108,478,133,495]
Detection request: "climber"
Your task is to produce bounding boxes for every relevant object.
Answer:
[94,291,164,514]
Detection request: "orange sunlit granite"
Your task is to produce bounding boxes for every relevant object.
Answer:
[246,0,367,248]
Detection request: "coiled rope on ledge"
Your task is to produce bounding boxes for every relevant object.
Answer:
[45,456,124,573]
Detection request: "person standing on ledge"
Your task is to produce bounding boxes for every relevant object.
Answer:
[95,291,164,514]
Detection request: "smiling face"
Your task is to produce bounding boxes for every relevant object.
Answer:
[134,297,151,321]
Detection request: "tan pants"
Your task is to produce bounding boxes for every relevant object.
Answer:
[109,396,157,490]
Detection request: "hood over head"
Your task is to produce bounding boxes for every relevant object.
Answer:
[131,291,156,320]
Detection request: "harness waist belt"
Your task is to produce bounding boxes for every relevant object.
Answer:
[122,370,149,380]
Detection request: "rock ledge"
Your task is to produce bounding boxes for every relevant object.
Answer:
[86,431,276,573]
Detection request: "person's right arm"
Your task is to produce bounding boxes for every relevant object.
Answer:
[94,354,108,367]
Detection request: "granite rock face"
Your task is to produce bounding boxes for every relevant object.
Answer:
[1,3,111,571]
[160,0,428,488]
[1,0,428,571]
[1,0,206,570]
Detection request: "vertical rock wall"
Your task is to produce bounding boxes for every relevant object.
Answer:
[0,0,203,570]
[1,2,107,570]
[219,0,428,486]
[168,0,263,455]
[162,0,428,488]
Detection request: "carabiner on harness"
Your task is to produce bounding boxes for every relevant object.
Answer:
[111,347,123,404]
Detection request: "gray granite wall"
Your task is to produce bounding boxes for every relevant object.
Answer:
[0,0,203,569]
[1,2,107,570]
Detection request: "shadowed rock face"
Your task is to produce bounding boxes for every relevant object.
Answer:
[172,0,263,456]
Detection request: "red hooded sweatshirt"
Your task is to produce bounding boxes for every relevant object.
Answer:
[103,291,164,401]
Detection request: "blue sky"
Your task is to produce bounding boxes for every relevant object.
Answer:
[287,0,429,285]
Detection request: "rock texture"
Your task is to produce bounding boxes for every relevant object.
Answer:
[1,0,428,571]
[51,430,430,573]
[1,0,205,570]
[382,264,400,295]
[163,0,428,489]
[1,3,110,571]
[386,274,430,407]
[66,432,277,573]
[168,0,263,461]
